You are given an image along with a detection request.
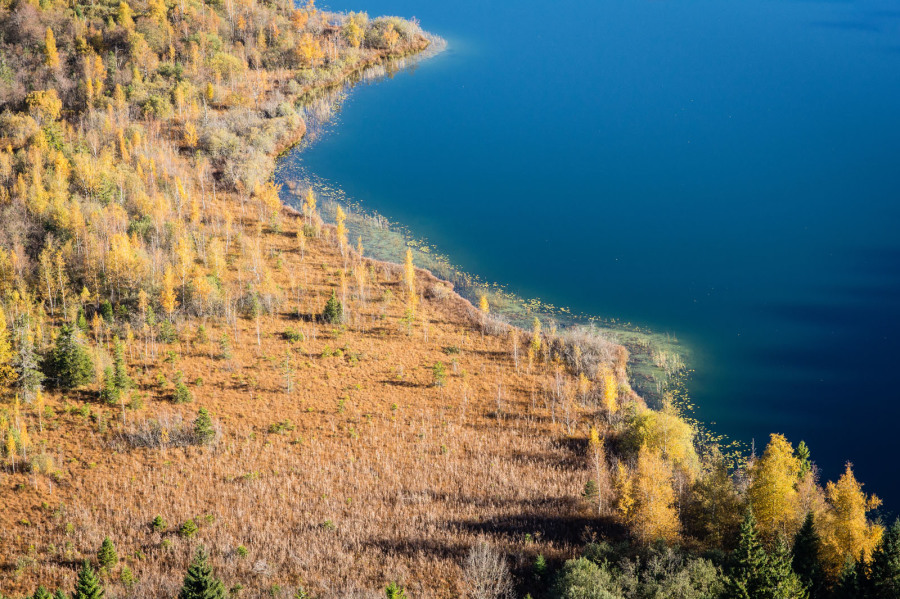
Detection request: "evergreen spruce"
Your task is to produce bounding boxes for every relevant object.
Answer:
[792,512,824,598]
[725,510,768,599]
[44,325,95,389]
[97,537,118,569]
[193,407,215,445]
[765,537,808,599]
[384,582,407,599]
[53,590,65,599]
[323,290,343,324]
[99,366,118,404]
[31,586,52,599]
[178,546,226,599]
[111,336,131,392]
[832,556,865,599]
[72,560,104,599]
[869,519,900,598]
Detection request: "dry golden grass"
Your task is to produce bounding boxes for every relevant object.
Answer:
[0,208,627,598]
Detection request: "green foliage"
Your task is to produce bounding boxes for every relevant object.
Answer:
[31,586,52,599]
[99,301,113,322]
[97,537,118,569]
[792,512,824,598]
[432,361,447,387]
[120,566,136,588]
[178,546,226,599]
[553,557,621,599]
[44,325,95,389]
[323,290,343,324]
[152,515,167,531]
[384,582,407,599]
[724,510,806,599]
[869,519,900,598]
[283,327,304,343]
[72,560,104,599]
[179,519,199,538]
[795,441,811,478]
[534,554,548,580]
[174,373,193,404]
[218,333,232,360]
[582,479,599,501]
[193,407,215,444]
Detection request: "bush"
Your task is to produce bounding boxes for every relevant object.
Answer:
[193,407,215,445]
[173,376,193,404]
[97,537,118,569]
[179,519,198,538]
[553,558,620,599]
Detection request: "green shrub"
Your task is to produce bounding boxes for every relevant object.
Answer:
[323,290,343,324]
[43,325,95,389]
[179,519,198,538]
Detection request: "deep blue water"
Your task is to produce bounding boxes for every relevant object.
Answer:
[279,0,900,509]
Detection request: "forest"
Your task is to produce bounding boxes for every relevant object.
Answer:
[0,0,897,596]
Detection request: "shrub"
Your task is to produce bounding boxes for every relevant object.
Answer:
[173,376,193,404]
[432,362,447,387]
[179,519,198,538]
[151,515,167,531]
[283,328,304,343]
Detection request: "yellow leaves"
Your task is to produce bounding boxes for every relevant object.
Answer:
[26,89,62,124]
[403,247,417,313]
[184,123,198,149]
[614,462,634,521]
[148,0,167,24]
[631,445,680,544]
[748,433,803,541]
[0,305,16,393]
[818,463,883,577]
[118,1,134,29]
[382,25,400,49]
[161,264,178,316]
[291,9,310,31]
[597,363,618,414]
[335,205,347,253]
[254,181,282,228]
[479,295,489,314]
[625,404,699,477]
[303,188,317,219]
[530,317,542,355]
[44,28,60,69]
[296,32,325,68]
[343,20,364,48]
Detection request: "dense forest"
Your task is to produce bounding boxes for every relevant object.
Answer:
[0,0,897,596]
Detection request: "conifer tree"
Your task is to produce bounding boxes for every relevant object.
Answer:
[112,336,131,393]
[44,325,94,389]
[97,537,118,570]
[31,586,52,599]
[765,537,808,599]
[194,407,215,445]
[869,519,900,598]
[832,557,864,599]
[792,512,825,598]
[323,290,343,324]
[72,560,104,599]
[15,333,44,403]
[725,510,769,598]
[178,546,226,599]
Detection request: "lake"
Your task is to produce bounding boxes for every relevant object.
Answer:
[276,0,900,510]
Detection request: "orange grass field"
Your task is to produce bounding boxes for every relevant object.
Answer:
[0,206,632,598]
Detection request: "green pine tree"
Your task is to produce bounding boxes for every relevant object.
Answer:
[765,537,808,599]
[833,556,865,599]
[44,325,95,389]
[97,537,118,570]
[725,510,769,599]
[99,366,119,404]
[795,441,811,478]
[792,512,824,598]
[323,290,343,324]
[178,546,226,599]
[869,519,900,599]
[31,586,52,599]
[385,582,407,599]
[112,336,131,392]
[53,590,66,599]
[193,407,215,445]
[72,560,104,599]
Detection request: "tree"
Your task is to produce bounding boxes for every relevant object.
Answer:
[112,336,132,393]
[0,307,15,396]
[685,447,743,550]
[819,463,883,578]
[869,519,900,598]
[552,558,620,599]
[765,537,808,599]
[178,546,226,599]
[725,511,769,599]
[792,512,825,598]
[31,586,52,599]
[479,295,489,313]
[44,325,94,389]
[193,407,215,445]
[403,248,417,314]
[630,445,680,544]
[161,264,178,316]
[44,28,60,69]
[462,541,513,599]
[15,333,44,403]
[72,560,104,599]
[97,537,118,570]
[384,582,407,599]
[335,205,347,253]
[323,290,343,324]
[748,434,802,541]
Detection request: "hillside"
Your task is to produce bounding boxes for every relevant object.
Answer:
[0,0,896,597]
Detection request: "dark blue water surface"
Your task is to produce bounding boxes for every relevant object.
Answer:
[280,0,900,508]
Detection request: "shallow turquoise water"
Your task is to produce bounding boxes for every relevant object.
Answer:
[278,0,900,509]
